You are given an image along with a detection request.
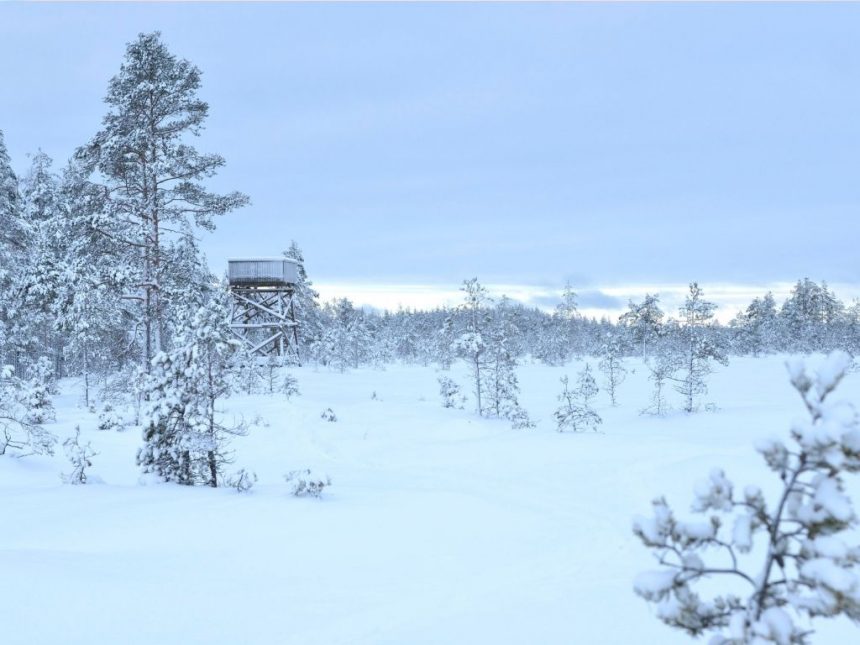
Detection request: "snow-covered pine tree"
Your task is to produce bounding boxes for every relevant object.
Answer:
[138,292,247,486]
[671,283,729,413]
[730,291,780,356]
[846,299,860,359]
[598,331,627,407]
[78,32,248,371]
[53,158,131,406]
[484,296,531,427]
[454,278,492,416]
[23,356,57,424]
[0,133,27,374]
[780,278,846,354]
[533,314,569,366]
[0,365,57,456]
[0,130,23,259]
[282,241,322,362]
[554,365,602,432]
[1,151,72,379]
[317,298,373,371]
[642,350,675,417]
[434,310,457,370]
[438,375,464,409]
[619,293,664,357]
[633,351,860,643]
[552,281,580,360]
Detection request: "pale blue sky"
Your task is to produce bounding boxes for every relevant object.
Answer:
[1,2,858,315]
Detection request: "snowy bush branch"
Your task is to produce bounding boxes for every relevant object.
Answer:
[633,351,860,643]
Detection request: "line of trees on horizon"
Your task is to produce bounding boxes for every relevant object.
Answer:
[2,30,859,478]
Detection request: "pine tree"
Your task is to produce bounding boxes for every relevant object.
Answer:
[0,130,23,371]
[484,298,532,428]
[79,32,248,371]
[598,331,627,406]
[8,152,66,372]
[672,283,729,413]
[454,278,492,416]
[283,241,321,362]
[554,365,602,432]
[619,294,664,357]
[53,158,130,406]
[634,351,860,643]
[0,365,57,457]
[642,349,675,417]
[434,310,457,369]
[317,298,373,371]
[731,292,779,356]
[0,130,23,255]
[781,278,847,353]
[138,293,246,486]
[551,281,580,360]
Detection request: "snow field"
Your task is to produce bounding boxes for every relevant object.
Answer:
[2,355,858,644]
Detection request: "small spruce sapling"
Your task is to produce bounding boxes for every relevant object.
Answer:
[438,376,465,409]
[226,468,258,493]
[23,357,57,424]
[633,351,860,643]
[554,365,602,433]
[320,408,337,422]
[282,374,300,400]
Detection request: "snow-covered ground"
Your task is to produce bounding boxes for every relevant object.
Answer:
[2,356,858,644]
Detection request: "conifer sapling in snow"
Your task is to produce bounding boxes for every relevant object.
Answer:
[671,283,729,413]
[598,332,627,407]
[23,357,57,424]
[0,365,57,456]
[438,375,465,409]
[642,350,675,417]
[633,351,860,643]
[138,295,247,487]
[554,365,602,433]
[454,278,492,416]
[60,426,98,485]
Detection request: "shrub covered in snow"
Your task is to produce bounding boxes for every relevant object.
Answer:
[97,403,125,432]
[320,408,337,423]
[282,374,300,400]
[0,365,57,456]
[226,468,258,493]
[438,376,464,409]
[285,469,331,498]
[23,357,57,424]
[633,351,860,643]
